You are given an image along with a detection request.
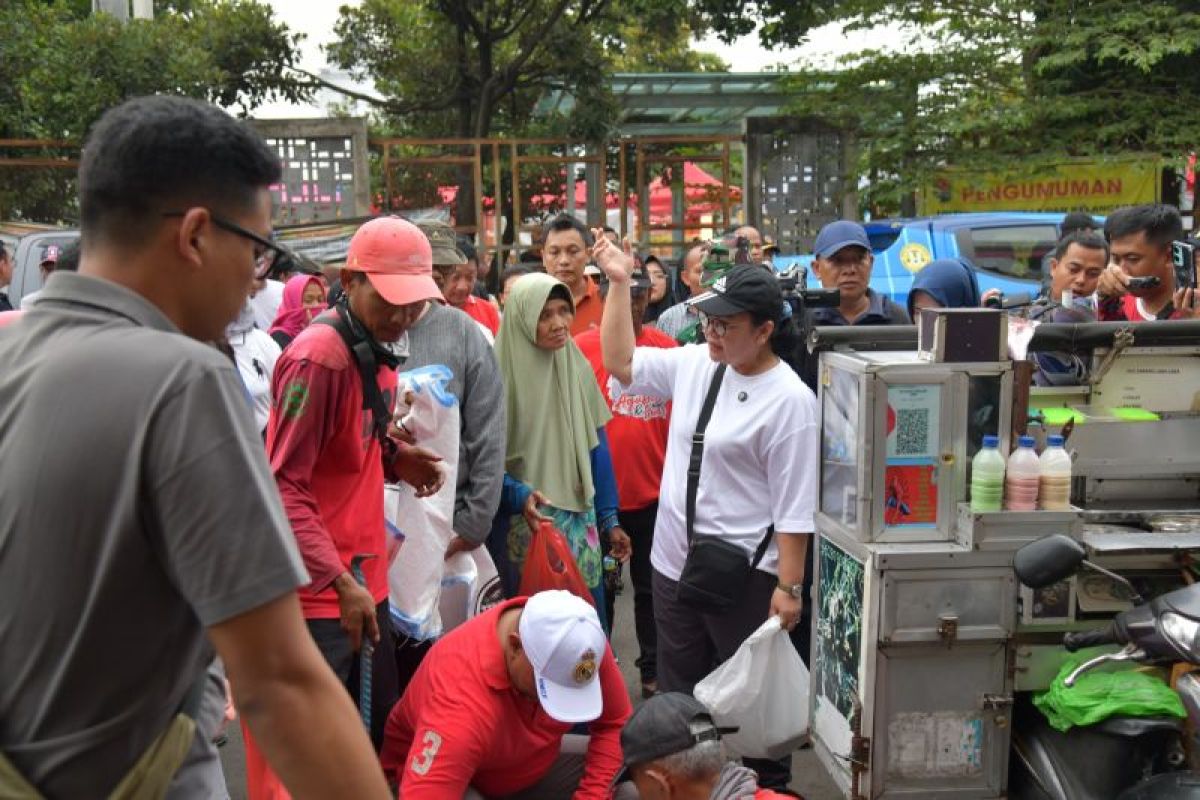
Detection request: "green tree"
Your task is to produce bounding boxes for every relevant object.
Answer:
[326,0,724,233]
[0,0,308,220]
[701,1,1200,215]
[326,0,617,140]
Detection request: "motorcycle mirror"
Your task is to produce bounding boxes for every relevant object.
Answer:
[1013,534,1086,588]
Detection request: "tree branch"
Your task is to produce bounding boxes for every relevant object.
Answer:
[287,67,458,116]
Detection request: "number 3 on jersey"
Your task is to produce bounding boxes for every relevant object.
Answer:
[410,730,443,776]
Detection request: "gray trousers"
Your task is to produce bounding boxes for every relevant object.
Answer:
[462,735,638,800]
[165,659,231,800]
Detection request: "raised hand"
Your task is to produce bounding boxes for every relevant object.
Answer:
[590,228,635,283]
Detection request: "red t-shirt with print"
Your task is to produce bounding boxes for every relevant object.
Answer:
[575,326,676,512]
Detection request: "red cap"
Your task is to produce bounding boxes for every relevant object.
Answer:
[345,217,443,306]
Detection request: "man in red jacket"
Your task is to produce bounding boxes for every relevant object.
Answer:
[575,264,676,698]
[267,216,445,747]
[381,590,633,799]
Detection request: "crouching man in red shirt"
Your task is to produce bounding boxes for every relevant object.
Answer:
[381,590,635,799]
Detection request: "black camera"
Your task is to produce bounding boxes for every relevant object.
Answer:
[734,235,753,265]
[777,265,840,310]
[983,291,1034,310]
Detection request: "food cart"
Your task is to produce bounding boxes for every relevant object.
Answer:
[807,318,1200,799]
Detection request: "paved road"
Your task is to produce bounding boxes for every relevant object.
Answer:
[219,583,843,799]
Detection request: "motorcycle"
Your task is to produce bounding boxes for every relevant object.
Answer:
[1010,534,1200,800]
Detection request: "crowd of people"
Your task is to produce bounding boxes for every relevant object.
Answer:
[1,94,1197,800]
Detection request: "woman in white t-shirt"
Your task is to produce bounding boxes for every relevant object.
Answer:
[595,235,818,788]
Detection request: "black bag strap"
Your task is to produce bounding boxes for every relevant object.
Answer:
[313,307,393,444]
[685,363,774,566]
[685,364,726,546]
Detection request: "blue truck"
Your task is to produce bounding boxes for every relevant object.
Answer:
[776,212,1073,305]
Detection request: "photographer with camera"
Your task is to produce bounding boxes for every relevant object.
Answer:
[1097,204,1197,320]
[732,225,766,266]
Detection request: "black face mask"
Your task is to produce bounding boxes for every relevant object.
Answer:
[335,296,401,370]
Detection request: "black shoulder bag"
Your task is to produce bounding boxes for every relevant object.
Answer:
[675,364,774,614]
[313,304,400,454]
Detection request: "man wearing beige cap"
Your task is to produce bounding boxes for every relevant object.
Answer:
[381,590,635,799]
[420,220,501,337]
[266,215,446,748]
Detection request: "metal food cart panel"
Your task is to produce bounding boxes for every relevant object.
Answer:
[872,643,1011,798]
[1088,346,1200,413]
[880,568,1016,643]
[819,351,1013,545]
[955,504,1082,551]
[869,372,957,543]
[811,531,871,792]
[821,353,872,530]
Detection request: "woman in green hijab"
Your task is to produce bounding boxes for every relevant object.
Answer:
[495,272,629,626]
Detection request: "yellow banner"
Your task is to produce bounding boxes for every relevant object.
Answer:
[921,159,1160,214]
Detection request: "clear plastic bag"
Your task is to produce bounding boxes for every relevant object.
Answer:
[694,616,810,760]
[386,365,460,641]
[439,546,503,632]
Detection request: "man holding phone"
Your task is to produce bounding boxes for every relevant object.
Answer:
[1097,204,1197,320]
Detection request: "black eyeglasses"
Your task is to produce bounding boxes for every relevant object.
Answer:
[162,211,283,278]
[697,311,743,338]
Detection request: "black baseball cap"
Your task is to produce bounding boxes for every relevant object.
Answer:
[687,263,782,317]
[619,693,737,774]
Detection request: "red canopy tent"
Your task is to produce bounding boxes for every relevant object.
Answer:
[435,161,739,221]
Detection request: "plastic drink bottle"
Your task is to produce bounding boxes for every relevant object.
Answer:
[970,435,1006,513]
[1005,435,1041,511]
[1039,434,1073,510]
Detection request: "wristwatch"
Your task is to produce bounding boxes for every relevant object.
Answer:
[776,580,803,599]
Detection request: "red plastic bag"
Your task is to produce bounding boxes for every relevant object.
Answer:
[518,520,595,606]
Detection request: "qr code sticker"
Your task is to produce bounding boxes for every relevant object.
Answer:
[894,408,929,456]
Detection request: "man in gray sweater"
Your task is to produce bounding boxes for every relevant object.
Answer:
[394,226,506,686]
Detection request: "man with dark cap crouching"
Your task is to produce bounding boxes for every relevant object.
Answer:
[620,692,796,799]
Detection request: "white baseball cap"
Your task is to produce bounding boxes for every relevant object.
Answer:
[518,590,607,724]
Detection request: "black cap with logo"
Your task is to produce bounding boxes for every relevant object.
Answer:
[687,263,782,318]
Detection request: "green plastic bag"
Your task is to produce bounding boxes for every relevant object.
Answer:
[1034,657,1185,732]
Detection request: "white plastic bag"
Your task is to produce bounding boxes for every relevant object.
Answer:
[438,546,503,633]
[693,616,810,760]
[386,365,460,641]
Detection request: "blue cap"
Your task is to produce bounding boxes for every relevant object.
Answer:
[1019,435,1036,448]
[1047,435,1064,446]
[982,435,999,448]
[813,220,871,259]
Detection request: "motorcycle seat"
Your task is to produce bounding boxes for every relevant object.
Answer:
[1093,715,1183,737]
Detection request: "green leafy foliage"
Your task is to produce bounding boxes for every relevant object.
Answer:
[0,0,308,220]
[329,0,726,229]
[707,1,1200,215]
[326,0,726,141]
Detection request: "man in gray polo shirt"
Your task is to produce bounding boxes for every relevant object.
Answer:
[0,96,389,798]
